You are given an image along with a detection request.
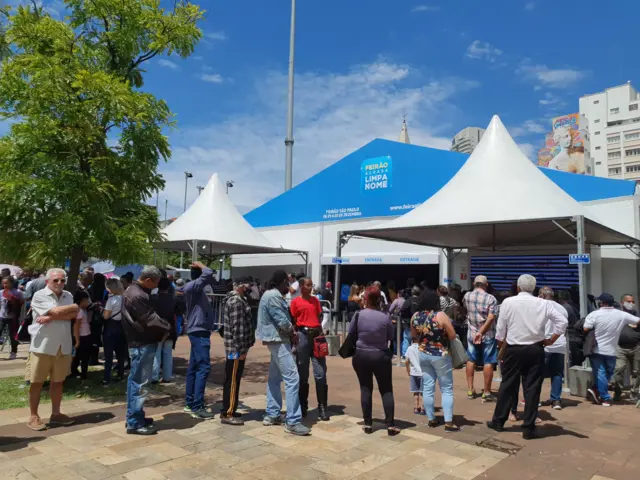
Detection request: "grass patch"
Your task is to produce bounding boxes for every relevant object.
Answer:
[0,368,128,411]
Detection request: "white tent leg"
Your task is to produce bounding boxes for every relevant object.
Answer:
[192,240,198,264]
[575,215,587,319]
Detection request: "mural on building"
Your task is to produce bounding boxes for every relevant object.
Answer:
[537,113,586,174]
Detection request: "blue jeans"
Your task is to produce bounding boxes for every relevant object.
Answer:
[265,343,302,425]
[401,326,412,357]
[126,344,156,430]
[590,353,616,401]
[103,322,127,383]
[420,352,454,422]
[185,333,211,411]
[153,339,173,382]
[545,352,564,401]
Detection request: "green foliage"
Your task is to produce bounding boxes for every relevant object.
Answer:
[0,1,204,273]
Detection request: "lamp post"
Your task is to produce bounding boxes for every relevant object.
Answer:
[181,171,193,268]
[196,185,204,195]
[284,0,296,191]
[226,180,234,194]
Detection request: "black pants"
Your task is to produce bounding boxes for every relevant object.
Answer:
[0,318,18,354]
[222,358,246,417]
[352,349,395,427]
[103,322,127,382]
[72,335,93,379]
[569,340,585,367]
[492,343,545,431]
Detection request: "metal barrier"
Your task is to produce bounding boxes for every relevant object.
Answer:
[206,293,227,330]
[319,300,332,333]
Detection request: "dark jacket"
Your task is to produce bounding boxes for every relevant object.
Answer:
[619,307,640,348]
[185,267,215,334]
[152,292,177,342]
[123,281,171,347]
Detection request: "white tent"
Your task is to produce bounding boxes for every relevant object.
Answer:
[156,174,302,256]
[346,115,639,249]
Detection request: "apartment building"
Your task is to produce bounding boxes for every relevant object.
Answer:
[451,127,485,154]
[579,82,640,181]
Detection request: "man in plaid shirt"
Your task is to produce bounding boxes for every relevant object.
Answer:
[463,275,498,402]
[221,277,253,426]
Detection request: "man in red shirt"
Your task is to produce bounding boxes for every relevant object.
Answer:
[290,277,329,421]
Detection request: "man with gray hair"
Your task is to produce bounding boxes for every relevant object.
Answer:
[538,287,569,410]
[122,266,171,435]
[487,274,568,440]
[28,268,79,431]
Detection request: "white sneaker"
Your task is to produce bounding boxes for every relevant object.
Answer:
[9,352,17,360]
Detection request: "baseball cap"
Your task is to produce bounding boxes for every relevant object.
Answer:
[597,293,615,305]
[234,276,252,286]
[474,275,488,285]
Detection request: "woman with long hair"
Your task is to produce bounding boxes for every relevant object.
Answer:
[411,291,459,432]
[349,286,399,435]
[347,284,362,322]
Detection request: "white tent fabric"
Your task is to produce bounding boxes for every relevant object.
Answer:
[349,115,639,248]
[156,174,301,255]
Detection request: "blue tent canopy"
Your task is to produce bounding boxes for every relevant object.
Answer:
[245,139,636,228]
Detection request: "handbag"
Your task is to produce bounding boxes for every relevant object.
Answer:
[338,312,359,359]
[449,335,469,369]
[313,335,329,358]
[582,329,597,357]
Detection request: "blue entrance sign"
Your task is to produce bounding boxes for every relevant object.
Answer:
[569,254,590,265]
[331,257,342,264]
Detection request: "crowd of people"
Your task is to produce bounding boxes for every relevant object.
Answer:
[2,264,639,440]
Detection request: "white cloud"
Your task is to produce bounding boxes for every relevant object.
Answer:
[158,62,478,217]
[511,120,547,137]
[518,64,586,89]
[411,5,441,12]
[518,143,536,161]
[158,59,179,70]
[465,40,503,63]
[525,2,536,11]
[199,73,224,84]
[206,31,228,41]
[539,92,565,108]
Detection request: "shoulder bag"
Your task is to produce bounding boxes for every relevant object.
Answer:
[338,312,359,359]
[449,335,469,369]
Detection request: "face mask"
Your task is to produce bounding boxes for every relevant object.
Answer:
[623,302,636,311]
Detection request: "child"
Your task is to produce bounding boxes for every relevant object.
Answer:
[405,339,424,414]
[72,291,92,382]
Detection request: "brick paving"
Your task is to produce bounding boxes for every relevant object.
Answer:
[0,336,638,479]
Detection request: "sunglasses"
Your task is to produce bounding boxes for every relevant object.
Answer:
[51,279,66,284]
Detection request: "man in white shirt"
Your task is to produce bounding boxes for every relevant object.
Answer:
[487,274,568,440]
[584,293,640,406]
[539,287,569,410]
[28,268,79,431]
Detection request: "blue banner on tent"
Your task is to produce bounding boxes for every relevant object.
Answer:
[569,254,590,265]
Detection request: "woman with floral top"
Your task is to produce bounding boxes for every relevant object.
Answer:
[411,291,459,432]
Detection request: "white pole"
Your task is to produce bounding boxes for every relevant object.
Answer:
[284,0,296,191]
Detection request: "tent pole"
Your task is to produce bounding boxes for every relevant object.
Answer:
[192,240,198,264]
[445,247,453,286]
[333,232,343,330]
[575,215,587,319]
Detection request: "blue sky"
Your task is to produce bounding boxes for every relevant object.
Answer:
[4,1,640,217]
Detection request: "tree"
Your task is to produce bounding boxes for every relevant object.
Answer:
[0,1,204,290]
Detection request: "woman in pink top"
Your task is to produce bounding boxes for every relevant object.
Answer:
[72,290,92,381]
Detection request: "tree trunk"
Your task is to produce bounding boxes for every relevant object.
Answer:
[67,245,84,294]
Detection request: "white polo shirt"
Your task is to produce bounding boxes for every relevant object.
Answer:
[30,286,74,356]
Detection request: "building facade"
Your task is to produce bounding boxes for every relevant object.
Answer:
[579,82,640,181]
[450,127,485,154]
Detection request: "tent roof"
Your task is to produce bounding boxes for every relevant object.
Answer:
[156,174,302,255]
[347,116,639,248]
[244,140,636,229]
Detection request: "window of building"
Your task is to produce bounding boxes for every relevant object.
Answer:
[608,151,622,159]
[626,148,640,157]
[625,132,640,141]
[630,104,639,111]
[594,119,600,123]
[595,131,601,135]
[609,167,621,175]
[610,107,620,114]
[607,135,620,143]
[626,165,640,173]
[595,146,601,150]
[596,161,602,165]
[594,100,600,104]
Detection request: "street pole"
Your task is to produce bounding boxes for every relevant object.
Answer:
[154,190,159,265]
[196,186,204,195]
[226,180,234,194]
[181,171,192,268]
[284,0,296,191]
[162,199,168,268]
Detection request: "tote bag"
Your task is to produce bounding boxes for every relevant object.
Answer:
[338,312,359,359]
[449,335,469,369]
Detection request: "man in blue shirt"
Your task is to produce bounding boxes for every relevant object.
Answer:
[184,261,215,419]
[256,270,310,436]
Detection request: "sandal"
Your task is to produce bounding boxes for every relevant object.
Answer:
[363,425,373,434]
[414,408,422,415]
[27,417,47,431]
[444,423,460,432]
[387,426,401,436]
[427,420,439,428]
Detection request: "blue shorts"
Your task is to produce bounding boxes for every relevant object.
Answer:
[409,375,423,393]
[466,337,498,365]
